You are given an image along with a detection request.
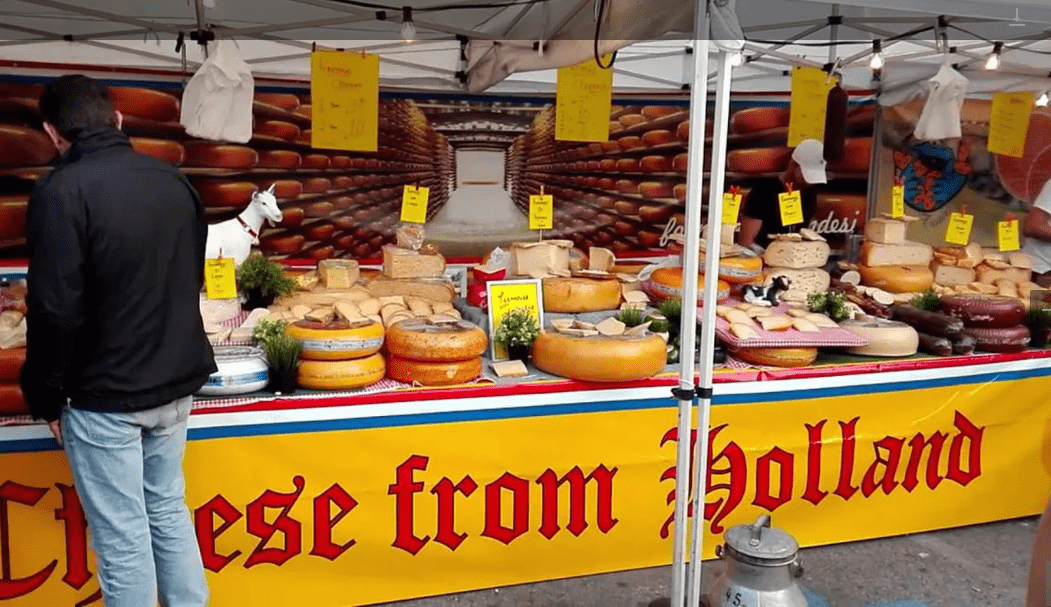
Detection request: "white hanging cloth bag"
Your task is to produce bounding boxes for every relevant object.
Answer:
[914,62,969,141]
[180,39,254,143]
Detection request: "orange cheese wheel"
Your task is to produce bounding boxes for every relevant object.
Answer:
[303,178,332,194]
[183,143,258,169]
[386,356,482,386]
[0,384,27,416]
[0,197,28,245]
[828,137,872,173]
[730,106,791,134]
[297,354,386,390]
[608,121,623,135]
[542,277,623,313]
[676,121,690,142]
[639,182,676,199]
[300,244,336,260]
[256,179,302,200]
[727,148,792,174]
[0,124,56,167]
[641,106,683,120]
[532,331,667,382]
[599,158,617,171]
[588,143,604,155]
[731,347,817,368]
[302,154,331,169]
[616,179,640,194]
[295,105,312,118]
[618,136,644,150]
[302,201,336,218]
[259,232,305,254]
[130,138,185,165]
[301,221,335,242]
[254,93,300,111]
[614,200,640,216]
[258,150,302,169]
[109,87,180,122]
[191,181,257,208]
[616,158,640,172]
[600,141,621,153]
[644,267,730,303]
[858,263,934,294]
[673,153,689,173]
[673,184,688,201]
[639,204,676,224]
[640,155,672,172]
[277,207,305,228]
[288,320,385,361]
[642,130,675,147]
[619,114,647,128]
[637,230,664,248]
[255,120,300,141]
[718,252,764,284]
[330,156,352,169]
[0,348,25,383]
[385,319,488,362]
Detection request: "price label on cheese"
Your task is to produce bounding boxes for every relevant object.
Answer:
[722,192,742,225]
[944,212,974,245]
[778,190,804,227]
[400,185,429,224]
[891,185,905,218]
[998,218,1020,252]
[529,194,553,231]
[204,258,237,300]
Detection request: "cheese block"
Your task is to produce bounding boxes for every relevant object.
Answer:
[531,331,667,382]
[763,240,830,269]
[858,264,934,294]
[864,218,907,244]
[382,246,446,279]
[589,247,615,272]
[543,277,623,313]
[509,240,573,277]
[975,265,1030,285]
[762,267,830,299]
[386,356,482,386]
[841,318,919,357]
[385,319,488,362]
[367,277,456,303]
[287,320,385,361]
[297,354,386,390]
[859,241,933,267]
[318,259,361,289]
[930,262,976,287]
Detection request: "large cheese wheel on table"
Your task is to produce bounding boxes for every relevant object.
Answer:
[858,264,934,294]
[255,120,300,141]
[130,138,185,165]
[644,267,730,304]
[543,277,623,312]
[298,354,386,390]
[0,124,55,167]
[385,319,487,362]
[386,355,482,386]
[727,148,792,174]
[939,294,1026,328]
[962,325,1030,353]
[109,87,180,122]
[257,150,302,169]
[183,143,258,169]
[532,331,667,382]
[731,347,817,368]
[0,384,27,416]
[0,348,25,383]
[730,106,791,134]
[841,318,919,357]
[288,320,385,361]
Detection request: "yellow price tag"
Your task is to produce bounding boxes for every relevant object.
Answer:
[988,91,1035,158]
[400,185,430,224]
[555,55,614,142]
[722,192,742,225]
[529,195,553,231]
[778,189,804,227]
[944,211,974,245]
[205,258,237,300]
[891,184,905,219]
[310,50,380,152]
[998,218,1020,252]
[788,66,834,147]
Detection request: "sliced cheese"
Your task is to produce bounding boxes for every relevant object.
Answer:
[976,265,1030,285]
[491,360,529,378]
[858,240,933,267]
[596,317,626,336]
[730,323,758,339]
[758,316,793,331]
[382,246,446,279]
[589,247,616,272]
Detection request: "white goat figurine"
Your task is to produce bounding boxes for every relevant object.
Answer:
[204,184,283,266]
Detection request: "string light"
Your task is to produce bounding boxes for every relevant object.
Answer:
[985,41,1003,70]
[1038,92,1049,107]
[401,6,416,42]
[869,40,883,70]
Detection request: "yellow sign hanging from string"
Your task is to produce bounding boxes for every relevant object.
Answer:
[987,91,1035,158]
[400,185,429,224]
[944,207,974,246]
[311,49,379,152]
[778,184,804,227]
[529,194,553,231]
[788,66,834,147]
[205,258,237,300]
[722,189,743,225]
[998,216,1020,252]
[555,55,614,143]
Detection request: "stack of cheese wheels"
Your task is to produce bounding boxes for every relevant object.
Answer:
[289,319,386,390]
[532,331,667,382]
[762,232,832,302]
[0,347,26,415]
[643,267,730,304]
[841,318,920,357]
[716,250,764,285]
[543,276,623,313]
[939,294,1030,353]
[857,217,935,293]
[384,319,488,386]
[197,346,271,396]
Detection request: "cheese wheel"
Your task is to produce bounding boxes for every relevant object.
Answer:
[641,106,683,120]
[532,331,667,382]
[255,120,301,141]
[718,252,764,284]
[254,93,300,111]
[255,179,302,201]
[386,355,482,386]
[109,87,180,122]
[727,148,792,174]
[330,155,352,169]
[642,130,675,147]
[384,319,488,362]
[303,178,333,194]
[732,347,817,368]
[618,136,644,150]
[672,153,689,173]
[962,325,1030,353]
[619,114,647,128]
[673,184,687,201]
[639,204,676,224]
[841,319,919,357]
[303,154,331,169]
[183,143,258,169]
[608,122,623,135]
[762,267,831,299]
[614,200,641,216]
[639,155,672,172]
[0,124,56,167]
[763,240,831,269]
[939,294,1026,329]
[288,320,385,361]
[676,121,690,142]
[192,181,257,208]
[0,348,25,383]
[858,264,934,294]
[301,221,335,242]
[616,158,640,172]
[277,207,305,228]
[543,277,623,313]
[730,106,791,134]
[637,230,664,248]
[297,354,386,390]
[0,198,28,245]
[130,138,185,165]
[302,201,336,218]
[615,179,640,194]
[301,244,336,261]
[600,141,621,153]
[257,150,302,169]
[259,232,306,254]
[0,384,27,416]
[639,182,676,199]
[197,346,270,396]
[827,137,872,173]
[644,267,731,304]
[599,158,617,171]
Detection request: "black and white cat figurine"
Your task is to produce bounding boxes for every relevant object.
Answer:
[742,275,792,307]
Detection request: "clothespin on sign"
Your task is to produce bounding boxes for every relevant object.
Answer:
[961,204,968,216]
[1007,212,1016,223]
[729,185,741,197]
[784,182,794,195]
[894,176,904,187]
[312,41,317,52]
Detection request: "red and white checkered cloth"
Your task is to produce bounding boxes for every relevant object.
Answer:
[707,301,868,349]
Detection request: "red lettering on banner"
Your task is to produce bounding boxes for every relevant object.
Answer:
[0,481,57,599]
[389,455,431,555]
[753,448,793,512]
[431,476,478,551]
[947,412,983,486]
[244,475,306,568]
[902,432,947,492]
[536,466,619,539]
[704,425,747,534]
[481,473,530,545]
[194,494,244,573]
[861,437,904,497]
[802,421,829,506]
[310,484,358,561]
[53,484,91,589]
[74,588,102,606]
[834,417,861,501]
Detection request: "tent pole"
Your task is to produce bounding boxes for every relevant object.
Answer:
[687,48,735,607]
[669,0,710,605]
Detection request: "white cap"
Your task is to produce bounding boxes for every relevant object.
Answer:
[792,139,827,185]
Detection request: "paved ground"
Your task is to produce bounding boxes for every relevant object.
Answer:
[379,517,1038,607]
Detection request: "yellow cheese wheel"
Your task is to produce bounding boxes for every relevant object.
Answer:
[542,277,623,313]
[297,354,386,390]
[731,347,817,368]
[841,318,919,357]
[287,320,385,361]
[858,263,934,294]
[644,267,730,304]
[532,331,667,382]
[385,319,488,362]
[386,356,482,386]
[718,253,764,284]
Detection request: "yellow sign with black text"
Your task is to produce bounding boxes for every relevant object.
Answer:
[310,50,380,152]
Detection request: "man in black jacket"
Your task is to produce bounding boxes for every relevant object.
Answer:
[20,75,215,607]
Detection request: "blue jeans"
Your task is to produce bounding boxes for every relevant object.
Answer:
[62,396,209,607]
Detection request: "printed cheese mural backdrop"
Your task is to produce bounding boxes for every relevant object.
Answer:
[0,79,875,262]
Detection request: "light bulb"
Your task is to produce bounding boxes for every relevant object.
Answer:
[401,20,416,42]
[869,52,883,70]
[1038,92,1049,107]
[985,42,1002,70]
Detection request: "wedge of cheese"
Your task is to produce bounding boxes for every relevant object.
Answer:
[858,240,933,267]
[930,261,976,287]
[763,240,830,269]
[864,218,907,244]
[509,240,573,277]
[318,260,360,289]
[382,246,446,279]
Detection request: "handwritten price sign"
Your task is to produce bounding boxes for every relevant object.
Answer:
[944,211,974,245]
[311,50,379,152]
[998,217,1020,252]
[555,56,613,142]
[529,195,553,231]
[400,185,430,224]
[778,187,804,227]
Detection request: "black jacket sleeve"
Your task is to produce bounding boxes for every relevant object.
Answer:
[181,173,208,291]
[19,175,87,422]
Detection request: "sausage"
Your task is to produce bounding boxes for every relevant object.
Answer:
[890,305,964,339]
[917,332,953,357]
[823,82,849,163]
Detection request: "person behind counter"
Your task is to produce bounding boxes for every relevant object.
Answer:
[738,138,827,251]
[1023,179,1051,287]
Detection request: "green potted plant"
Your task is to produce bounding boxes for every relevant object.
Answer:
[238,254,296,309]
[494,308,540,362]
[254,318,302,393]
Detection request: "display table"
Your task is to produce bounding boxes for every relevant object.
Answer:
[2,350,1051,606]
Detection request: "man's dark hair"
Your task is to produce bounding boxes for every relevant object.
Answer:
[38,75,116,142]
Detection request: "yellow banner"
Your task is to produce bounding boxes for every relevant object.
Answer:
[310,50,380,152]
[4,373,1051,605]
[555,56,614,142]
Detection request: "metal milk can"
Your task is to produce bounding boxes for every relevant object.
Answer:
[703,514,807,607]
